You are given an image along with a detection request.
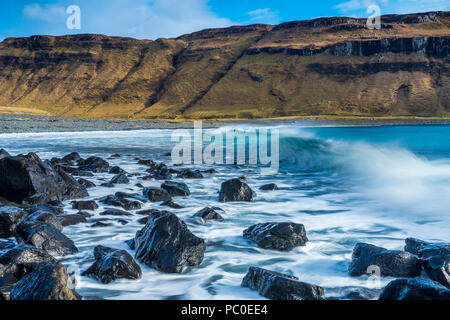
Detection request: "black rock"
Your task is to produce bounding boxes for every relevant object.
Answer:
[72,200,98,211]
[138,159,156,166]
[379,278,450,300]
[99,195,142,211]
[192,207,224,222]
[25,203,64,215]
[259,183,278,191]
[77,178,96,189]
[202,168,217,174]
[405,238,450,288]
[57,215,87,227]
[109,166,126,174]
[125,239,135,250]
[91,222,112,228]
[161,181,190,197]
[78,156,109,173]
[110,174,130,184]
[0,244,56,265]
[243,222,308,251]
[62,152,81,163]
[77,211,92,218]
[0,153,88,204]
[133,212,205,273]
[100,182,115,188]
[136,209,161,216]
[0,149,10,160]
[115,192,147,202]
[349,243,422,278]
[151,168,172,180]
[10,262,81,300]
[177,169,203,179]
[22,211,63,232]
[14,221,78,256]
[0,206,25,238]
[161,200,184,209]
[219,178,255,202]
[241,267,324,300]
[82,246,142,284]
[99,208,132,217]
[137,217,149,225]
[143,187,171,202]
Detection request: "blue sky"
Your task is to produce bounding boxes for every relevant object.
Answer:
[1,0,449,40]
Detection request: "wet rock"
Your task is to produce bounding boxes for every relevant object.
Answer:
[91,221,112,228]
[0,153,88,204]
[77,211,92,218]
[241,267,324,300]
[62,152,81,163]
[379,278,450,300]
[177,169,203,179]
[143,187,171,202]
[115,192,147,202]
[0,206,25,238]
[100,182,115,188]
[0,244,56,265]
[10,262,80,300]
[110,174,130,184]
[78,156,109,173]
[405,238,450,288]
[14,221,78,256]
[138,159,156,166]
[99,195,142,210]
[0,149,10,160]
[109,166,126,174]
[71,170,94,177]
[161,200,184,209]
[202,168,217,174]
[99,208,132,217]
[82,246,142,284]
[135,183,144,188]
[137,217,149,225]
[77,178,96,189]
[243,222,308,251]
[219,178,255,202]
[133,212,205,273]
[57,215,87,227]
[161,181,190,197]
[72,200,98,211]
[192,207,224,222]
[22,211,63,232]
[136,209,161,216]
[25,203,64,215]
[259,183,278,191]
[125,239,135,250]
[349,243,422,278]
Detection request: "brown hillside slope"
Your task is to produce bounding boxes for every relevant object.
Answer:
[0,11,449,120]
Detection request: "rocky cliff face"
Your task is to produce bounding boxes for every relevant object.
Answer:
[0,11,449,119]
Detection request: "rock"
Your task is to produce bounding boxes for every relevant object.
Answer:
[22,211,63,231]
[77,211,92,218]
[99,195,142,210]
[91,222,112,228]
[192,207,224,222]
[138,159,156,166]
[57,215,87,227]
[14,221,78,256]
[77,178,96,189]
[259,183,278,191]
[405,238,450,288]
[110,174,130,184]
[0,153,88,204]
[99,208,132,217]
[135,183,144,188]
[109,166,125,174]
[100,182,115,188]
[78,156,109,173]
[136,209,161,216]
[243,222,308,251]
[219,178,255,202]
[133,212,205,273]
[202,168,217,174]
[0,244,56,265]
[72,200,98,211]
[10,262,80,300]
[71,170,94,177]
[115,192,147,202]
[348,243,422,278]
[137,217,149,225]
[143,187,171,202]
[0,206,25,238]
[161,181,190,197]
[125,239,135,250]
[82,246,142,284]
[62,152,81,163]
[241,267,324,300]
[25,203,64,215]
[379,278,450,300]
[161,200,184,209]
[177,169,203,179]
[0,149,10,160]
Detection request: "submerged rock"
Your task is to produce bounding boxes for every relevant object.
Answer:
[243,222,308,251]
[109,166,126,174]
[161,181,190,197]
[143,187,171,202]
[259,183,278,191]
[133,212,205,273]
[348,243,422,278]
[379,278,450,300]
[82,245,142,284]
[57,215,87,227]
[192,207,224,223]
[72,200,98,211]
[161,200,184,209]
[110,174,130,184]
[177,169,203,179]
[219,178,255,202]
[405,238,450,288]
[241,267,324,300]
[99,208,133,217]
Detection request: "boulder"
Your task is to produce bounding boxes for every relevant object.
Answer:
[57,215,87,227]
[349,243,422,278]
[82,246,142,284]
[379,278,450,300]
[177,169,203,179]
[192,207,224,222]
[14,221,78,256]
[161,181,190,197]
[22,211,63,232]
[110,174,130,184]
[0,149,10,160]
[405,238,450,288]
[243,222,308,251]
[77,178,96,189]
[0,153,88,204]
[10,262,80,300]
[161,200,184,209]
[115,192,147,202]
[91,222,112,228]
[62,152,81,163]
[0,206,25,238]
[25,203,64,215]
[77,156,109,173]
[133,212,205,273]
[136,209,161,216]
[143,187,171,202]
[0,244,56,265]
[219,178,255,202]
[72,200,98,211]
[259,183,278,191]
[99,195,142,210]
[99,208,132,217]
[241,267,324,300]
[109,166,126,174]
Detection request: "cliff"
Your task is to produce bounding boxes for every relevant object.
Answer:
[0,11,449,120]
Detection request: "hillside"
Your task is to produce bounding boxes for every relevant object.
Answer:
[0,11,449,120]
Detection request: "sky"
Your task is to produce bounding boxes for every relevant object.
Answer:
[0,0,449,40]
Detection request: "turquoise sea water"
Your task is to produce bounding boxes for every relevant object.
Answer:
[0,124,449,299]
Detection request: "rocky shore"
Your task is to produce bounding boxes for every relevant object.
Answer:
[0,147,449,300]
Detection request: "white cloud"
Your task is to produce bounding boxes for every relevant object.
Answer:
[23,3,66,24]
[334,0,449,16]
[246,8,281,24]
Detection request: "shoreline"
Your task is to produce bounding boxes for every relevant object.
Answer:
[1,113,450,134]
